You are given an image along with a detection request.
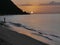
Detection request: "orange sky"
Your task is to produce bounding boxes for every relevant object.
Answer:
[11,0,60,13]
[12,0,60,4]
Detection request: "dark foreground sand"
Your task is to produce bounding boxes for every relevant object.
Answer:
[0,25,48,45]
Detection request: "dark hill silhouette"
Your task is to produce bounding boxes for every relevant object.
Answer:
[0,0,29,15]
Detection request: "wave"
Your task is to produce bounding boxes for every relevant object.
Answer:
[2,22,60,42]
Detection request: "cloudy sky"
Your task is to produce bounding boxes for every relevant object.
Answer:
[12,0,60,4]
[11,0,60,13]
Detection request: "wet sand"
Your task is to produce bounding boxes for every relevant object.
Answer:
[0,24,48,45]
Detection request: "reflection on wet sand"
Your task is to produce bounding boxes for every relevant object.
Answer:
[9,22,60,41]
[0,14,60,45]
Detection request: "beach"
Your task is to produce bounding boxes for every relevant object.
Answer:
[0,23,48,45]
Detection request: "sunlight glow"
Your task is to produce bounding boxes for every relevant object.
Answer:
[31,11,34,14]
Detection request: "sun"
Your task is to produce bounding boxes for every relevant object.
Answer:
[31,11,34,14]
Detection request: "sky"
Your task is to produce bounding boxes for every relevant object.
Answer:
[12,0,60,4]
[11,0,60,13]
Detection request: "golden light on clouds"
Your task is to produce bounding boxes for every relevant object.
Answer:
[20,6,49,13]
[12,0,60,4]
[20,6,40,13]
[19,5,60,14]
[12,0,60,14]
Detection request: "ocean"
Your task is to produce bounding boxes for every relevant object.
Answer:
[0,14,60,45]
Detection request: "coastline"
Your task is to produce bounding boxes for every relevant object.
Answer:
[0,24,48,45]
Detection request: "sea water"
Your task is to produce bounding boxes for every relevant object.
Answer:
[0,14,60,45]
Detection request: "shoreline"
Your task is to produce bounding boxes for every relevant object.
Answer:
[0,24,48,45]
